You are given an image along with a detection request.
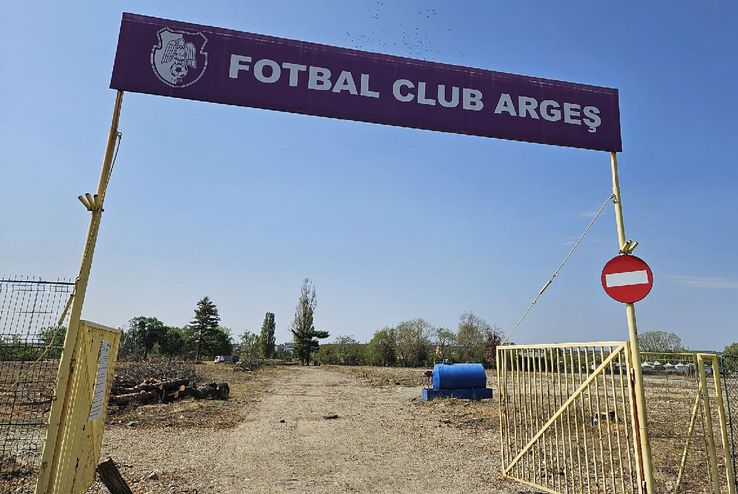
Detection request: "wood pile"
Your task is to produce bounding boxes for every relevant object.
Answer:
[233,359,260,372]
[110,377,230,406]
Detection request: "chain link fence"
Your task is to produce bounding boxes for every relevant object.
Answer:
[722,354,738,491]
[0,277,73,481]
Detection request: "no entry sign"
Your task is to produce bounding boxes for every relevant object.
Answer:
[601,255,653,303]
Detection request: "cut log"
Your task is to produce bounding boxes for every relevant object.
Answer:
[109,390,160,406]
[160,379,190,392]
[96,457,133,494]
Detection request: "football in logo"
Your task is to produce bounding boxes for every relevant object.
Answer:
[150,27,208,88]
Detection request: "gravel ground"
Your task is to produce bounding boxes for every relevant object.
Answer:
[83,365,522,494]
[2,364,723,493]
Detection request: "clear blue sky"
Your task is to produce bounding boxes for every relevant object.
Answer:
[2,2,736,350]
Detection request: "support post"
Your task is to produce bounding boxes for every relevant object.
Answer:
[710,354,737,494]
[697,354,721,493]
[609,152,655,494]
[36,90,124,494]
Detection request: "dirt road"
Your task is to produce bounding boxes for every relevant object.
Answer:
[88,366,520,494]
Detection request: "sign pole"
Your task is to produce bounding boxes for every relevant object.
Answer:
[36,90,124,494]
[609,151,655,493]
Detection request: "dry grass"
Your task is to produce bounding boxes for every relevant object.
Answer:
[331,364,432,387]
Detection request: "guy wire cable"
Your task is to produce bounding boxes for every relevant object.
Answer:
[503,193,615,344]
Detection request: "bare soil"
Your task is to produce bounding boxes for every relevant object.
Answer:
[83,365,522,494]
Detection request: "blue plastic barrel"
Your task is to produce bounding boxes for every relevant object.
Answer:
[432,363,487,390]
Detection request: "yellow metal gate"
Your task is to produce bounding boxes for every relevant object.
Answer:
[497,342,643,494]
[36,320,120,494]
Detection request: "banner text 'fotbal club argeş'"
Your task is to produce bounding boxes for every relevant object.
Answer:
[111,13,622,152]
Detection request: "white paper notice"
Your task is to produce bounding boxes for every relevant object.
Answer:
[88,340,111,422]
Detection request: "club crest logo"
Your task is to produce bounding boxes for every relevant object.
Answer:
[150,27,208,88]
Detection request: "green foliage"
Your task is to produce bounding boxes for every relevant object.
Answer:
[638,330,685,353]
[481,325,503,368]
[0,335,41,360]
[158,327,185,356]
[433,328,455,361]
[207,326,234,357]
[367,327,397,366]
[723,342,738,372]
[455,312,490,362]
[125,316,167,359]
[318,336,367,365]
[362,313,502,368]
[724,342,738,357]
[290,279,329,365]
[259,312,276,358]
[395,319,433,367]
[39,326,67,359]
[240,330,260,360]
[189,296,222,360]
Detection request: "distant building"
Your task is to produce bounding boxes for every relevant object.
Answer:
[276,342,294,355]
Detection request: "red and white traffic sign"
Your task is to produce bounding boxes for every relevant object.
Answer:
[601,255,653,303]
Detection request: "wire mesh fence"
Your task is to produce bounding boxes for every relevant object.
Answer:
[0,277,73,480]
[722,354,738,492]
[641,351,735,493]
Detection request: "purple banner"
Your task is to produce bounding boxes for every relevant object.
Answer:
[111,13,622,152]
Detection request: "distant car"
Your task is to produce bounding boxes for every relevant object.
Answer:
[214,355,239,363]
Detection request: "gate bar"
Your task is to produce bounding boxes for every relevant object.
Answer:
[36,90,124,494]
[610,151,655,494]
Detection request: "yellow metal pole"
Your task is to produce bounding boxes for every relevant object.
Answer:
[610,151,655,494]
[710,354,737,494]
[697,354,721,493]
[36,90,124,494]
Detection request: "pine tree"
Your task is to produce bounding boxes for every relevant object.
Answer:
[290,279,329,365]
[189,296,221,360]
[259,312,276,358]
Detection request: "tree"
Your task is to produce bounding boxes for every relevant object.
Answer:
[638,331,685,353]
[189,297,221,360]
[0,335,42,361]
[367,327,397,366]
[259,312,276,358]
[455,312,492,362]
[207,326,234,357]
[723,342,738,372]
[38,325,67,358]
[158,327,185,357]
[124,317,167,359]
[482,325,503,368]
[290,279,329,365]
[240,330,260,360]
[395,319,433,367]
[333,335,366,365]
[433,327,456,361]
[316,344,339,364]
